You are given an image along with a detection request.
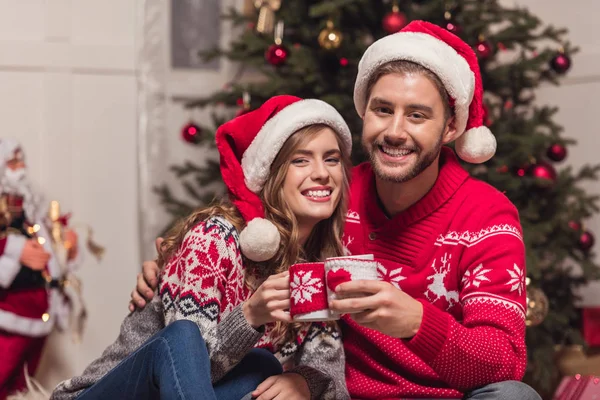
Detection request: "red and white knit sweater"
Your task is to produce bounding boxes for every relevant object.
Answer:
[159,216,348,399]
[52,216,348,400]
[342,147,527,399]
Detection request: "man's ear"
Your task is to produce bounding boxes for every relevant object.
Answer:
[441,116,459,144]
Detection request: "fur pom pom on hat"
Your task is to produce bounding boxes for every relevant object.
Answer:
[215,95,352,262]
[353,20,496,163]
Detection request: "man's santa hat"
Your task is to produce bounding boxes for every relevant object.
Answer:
[216,95,351,262]
[354,20,496,163]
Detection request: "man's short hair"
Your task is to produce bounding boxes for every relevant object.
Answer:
[364,60,453,121]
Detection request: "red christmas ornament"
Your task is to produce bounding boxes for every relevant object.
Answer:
[496,165,509,173]
[547,143,567,162]
[568,220,582,231]
[475,40,494,59]
[445,20,462,35]
[340,58,349,67]
[265,44,289,66]
[578,231,595,251]
[382,8,407,34]
[181,122,200,143]
[550,52,571,74]
[529,162,557,183]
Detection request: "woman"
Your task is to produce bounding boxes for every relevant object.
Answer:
[49,95,352,400]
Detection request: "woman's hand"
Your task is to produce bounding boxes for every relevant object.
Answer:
[242,271,292,328]
[251,373,310,400]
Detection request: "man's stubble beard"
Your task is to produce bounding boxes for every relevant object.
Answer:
[364,133,443,184]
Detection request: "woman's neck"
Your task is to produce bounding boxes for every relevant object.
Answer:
[298,219,319,248]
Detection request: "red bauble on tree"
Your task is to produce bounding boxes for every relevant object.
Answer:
[265,20,288,67]
[382,4,407,34]
[568,220,582,231]
[475,38,494,59]
[265,44,288,66]
[181,122,201,144]
[443,9,461,35]
[444,20,461,35]
[550,50,571,74]
[547,143,568,162]
[529,161,557,184]
[578,231,595,252]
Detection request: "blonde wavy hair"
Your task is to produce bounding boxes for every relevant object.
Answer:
[158,123,351,343]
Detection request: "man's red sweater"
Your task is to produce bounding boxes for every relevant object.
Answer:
[342,147,527,399]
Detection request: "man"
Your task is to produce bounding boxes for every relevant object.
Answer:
[0,139,80,398]
[132,21,540,399]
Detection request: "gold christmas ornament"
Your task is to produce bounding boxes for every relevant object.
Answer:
[254,0,282,34]
[318,20,343,50]
[525,278,549,327]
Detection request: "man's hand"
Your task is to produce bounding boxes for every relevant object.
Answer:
[20,239,51,271]
[329,280,424,338]
[251,373,310,400]
[128,238,162,312]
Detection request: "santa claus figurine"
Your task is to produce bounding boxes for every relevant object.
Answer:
[0,139,82,398]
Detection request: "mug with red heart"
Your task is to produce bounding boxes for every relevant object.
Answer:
[289,262,337,321]
[325,254,379,318]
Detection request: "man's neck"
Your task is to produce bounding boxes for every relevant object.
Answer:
[375,155,441,218]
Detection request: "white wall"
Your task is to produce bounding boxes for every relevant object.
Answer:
[0,0,141,387]
[507,0,600,306]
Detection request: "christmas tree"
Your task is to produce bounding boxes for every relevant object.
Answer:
[155,0,600,395]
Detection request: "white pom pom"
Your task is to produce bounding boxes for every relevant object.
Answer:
[239,218,280,262]
[455,126,497,164]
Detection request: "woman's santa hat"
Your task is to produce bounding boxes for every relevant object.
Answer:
[353,20,496,163]
[215,95,351,262]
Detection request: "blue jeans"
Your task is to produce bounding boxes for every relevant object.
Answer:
[464,380,542,400]
[77,320,282,400]
[410,381,541,400]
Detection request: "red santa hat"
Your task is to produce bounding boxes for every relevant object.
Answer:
[215,95,352,262]
[353,20,496,163]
